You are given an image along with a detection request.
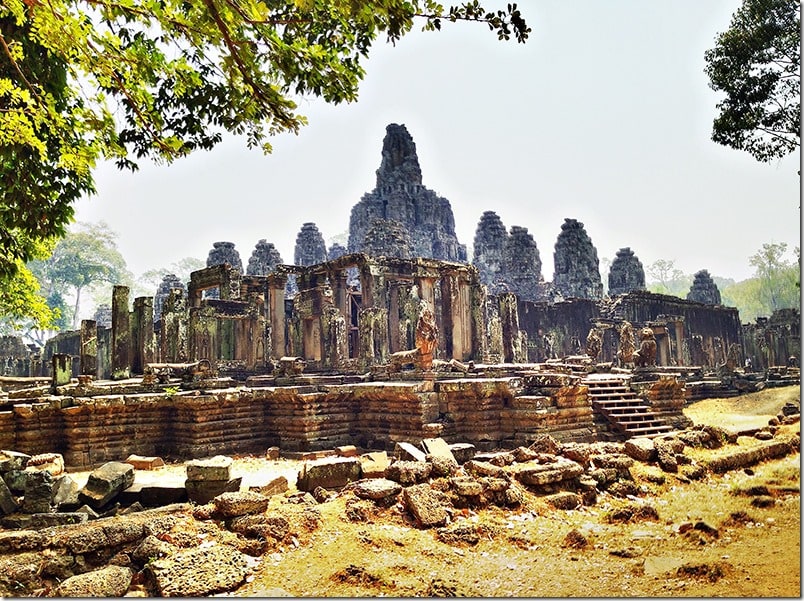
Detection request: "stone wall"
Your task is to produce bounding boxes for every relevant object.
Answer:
[0,376,620,467]
[742,308,801,370]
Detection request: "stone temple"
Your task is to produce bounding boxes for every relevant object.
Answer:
[608,247,646,296]
[553,218,604,300]
[687,270,721,305]
[347,123,467,262]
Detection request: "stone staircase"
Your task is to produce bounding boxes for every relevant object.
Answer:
[584,374,673,439]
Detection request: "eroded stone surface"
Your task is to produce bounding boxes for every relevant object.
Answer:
[608,247,646,296]
[294,223,328,267]
[687,270,721,305]
[246,239,284,276]
[146,543,250,597]
[55,565,134,598]
[553,218,603,300]
[348,124,466,262]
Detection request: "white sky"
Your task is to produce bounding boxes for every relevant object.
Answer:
[74,0,801,286]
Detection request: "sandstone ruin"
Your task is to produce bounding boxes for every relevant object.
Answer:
[0,122,798,465]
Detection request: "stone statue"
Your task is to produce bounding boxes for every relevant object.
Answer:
[633,327,657,368]
[616,321,636,367]
[415,301,438,370]
[388,300,439,372]
[585,327,602,362]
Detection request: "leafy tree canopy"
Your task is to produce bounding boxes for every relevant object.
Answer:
[27,221,131,330]
[0,0,529,279]
[704,0,800,162]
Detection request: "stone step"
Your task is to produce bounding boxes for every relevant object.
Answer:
[624,424,674,435]
[587,391,637,399]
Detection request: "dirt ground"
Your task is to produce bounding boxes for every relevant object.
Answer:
[224,385,801,598]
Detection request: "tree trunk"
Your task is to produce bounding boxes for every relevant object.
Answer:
[72,286,82,331]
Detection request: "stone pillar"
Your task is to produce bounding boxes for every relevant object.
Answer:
[111,285,131,380]
[51,353,72,391]
[160,289,187,362]
[499,292,521,364]
[267,278,287,359]
[131,297,155,374]
[79,320,97,377]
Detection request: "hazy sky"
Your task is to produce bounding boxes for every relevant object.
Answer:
[74,0,801,286]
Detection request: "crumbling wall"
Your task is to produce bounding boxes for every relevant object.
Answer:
[742,308,800,370]
[517,298,599,361]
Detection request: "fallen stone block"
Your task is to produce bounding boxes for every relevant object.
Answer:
[448,443,475,464]
[29,512,89,528]
[395,442,426,462]
[124,454,166,470]
[296,457,361,492]
[265,447,280,460]
[360,451,391,479]
[421,438,456,463]
[450,476,482,497]
[250,475,289,497]
[186,456,233,482]
[385,460,432,485]
[51,474,80,508]
[55,565,134,598]
[23,469,54,514]
[0,476,18,515]
[185,477,242,505]
[705,439,793,474]
[515,457,584,487]
[146,543,251,597]
[352,478,402,501]
[624,438,656,462]
[3,469,26,493]
[402,484,448,528]
[78,462,135,510]
[0,450,30,473]
[141,484,188,507]
[336,445,359,457]
[26,452,64,476]
[213,491,270,518]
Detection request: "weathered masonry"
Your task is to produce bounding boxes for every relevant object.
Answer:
[9,256,775,382]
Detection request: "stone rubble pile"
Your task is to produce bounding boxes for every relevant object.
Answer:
[0,411,797,596]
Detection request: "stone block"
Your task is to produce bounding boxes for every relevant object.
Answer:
[0,476,18,515]
[402,484,448,528]
[56,565,134,598]
[29,512,89,528]
[352,478,402,501]
[448,443,476,464]
[26,453,64,476]
[146,543,250,597]
[394,442,426,462]
[265,447,280,460]
[624,438,657,463]
[296,457,361,492]
[450,476,482,497]
[23,469,53,514]
[51,474,80,508]
[213,491,270,518]
[384,460,432,485]
[515,458,584,487]
[250,476,288,497]
[420,438,456,463]
[3,469,27,493]
[336,445,359,457]
[359,452,391,479]
[186,456,233,482]
[78,461,135,510]
[185,477,242,505]
[0,450,30,473]
[124,454,165,470]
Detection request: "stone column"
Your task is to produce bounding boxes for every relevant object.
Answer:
[131,297,155,374]
[499,292,521,364]
[159,289,187,362]
[267,278,287,359]
[51,353,71,391]
[79,319,97,377]
[111,285,131,380]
